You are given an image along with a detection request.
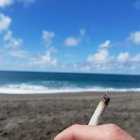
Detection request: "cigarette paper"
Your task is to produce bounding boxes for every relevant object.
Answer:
[88,94,110,125]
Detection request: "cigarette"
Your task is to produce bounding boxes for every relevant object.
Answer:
[88,93,110,125]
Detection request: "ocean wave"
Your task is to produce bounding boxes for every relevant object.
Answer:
[0,83,140,94]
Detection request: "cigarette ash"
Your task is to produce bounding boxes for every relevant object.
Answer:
[102,94,110,106]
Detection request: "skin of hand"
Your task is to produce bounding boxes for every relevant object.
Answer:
[54,124,136,140]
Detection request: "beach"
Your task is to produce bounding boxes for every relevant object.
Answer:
[0,92,139,140]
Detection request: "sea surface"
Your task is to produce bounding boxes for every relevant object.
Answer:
[0,71,140,94]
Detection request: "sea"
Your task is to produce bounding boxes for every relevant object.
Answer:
[0,71,140,94]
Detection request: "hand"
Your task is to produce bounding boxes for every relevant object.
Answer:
[54,124,135,140]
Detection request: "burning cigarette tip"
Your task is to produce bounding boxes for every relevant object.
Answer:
[102,93,110,106]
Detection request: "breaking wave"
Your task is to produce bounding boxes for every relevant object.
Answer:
[0,83,140,94]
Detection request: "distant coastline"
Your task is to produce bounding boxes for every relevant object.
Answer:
[0,70,140,76]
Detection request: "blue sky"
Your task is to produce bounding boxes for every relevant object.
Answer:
[0,0,140,74]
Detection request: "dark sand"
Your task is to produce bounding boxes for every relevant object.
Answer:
[0,92,140,140]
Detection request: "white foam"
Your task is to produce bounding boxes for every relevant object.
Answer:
[0,84,48,94]
[0,84,140,94]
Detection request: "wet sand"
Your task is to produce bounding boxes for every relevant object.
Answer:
[0,92,140,140]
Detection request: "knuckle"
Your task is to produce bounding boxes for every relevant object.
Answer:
[70,124,81,130]
[107,124,122,134]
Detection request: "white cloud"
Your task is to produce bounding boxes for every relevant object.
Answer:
[26,30,58,69]
[117,52,129,63]
[74,40,140,73]
[87,49,109,64]
[99,40,111,49]
[0,0,36,8]
[3,30,23,48]
[64,29,86,47]
[64,37,79,47]
[0,13,22,48]
[0,0,13,8]
[29,50,58,68]
[42,30,55,47]
[0,48,29,68]
[128,31,140,44]
[87,40,111,64]
[0,13,11,32]
[131,54,140,62]
[84,50,140,73]
[8,50,28,58]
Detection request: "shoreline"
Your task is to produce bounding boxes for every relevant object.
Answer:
[0,91,140,139]
[0,91,139,102]
[1,87,140,95]
[0,90,139,98]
